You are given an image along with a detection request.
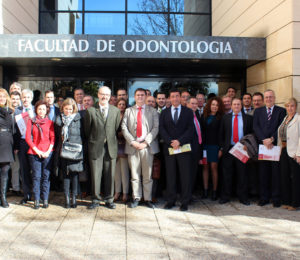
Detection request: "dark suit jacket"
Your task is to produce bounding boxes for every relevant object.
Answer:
[84,104,121,160]
[191,110,203,159]
[159,106,194,155]
[219,112,253,153]
[253,105,286,145]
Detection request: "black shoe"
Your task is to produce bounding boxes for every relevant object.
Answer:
[43,200,49,209]
[164,202,175,209]
[88,202,99,209]
[105,202,116,209]
[258,199,269,206]
[145,201,155,209]
[219,199,230,204]
[71,195,77,208]
[240,200,250,206]
[20,198,28,205]
[180,204,188,211]
[129,199,139,208]
[33,200,40,210]
[273,201,281,208]
[211,191,218,201]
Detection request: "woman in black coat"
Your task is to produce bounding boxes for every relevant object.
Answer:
[56,98,83,208]
[0,88,15,208]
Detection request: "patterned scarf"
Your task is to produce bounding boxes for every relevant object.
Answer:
[61,113,76,142]
[32,116,48,139]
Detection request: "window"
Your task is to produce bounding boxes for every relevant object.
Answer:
[39,0,211,35]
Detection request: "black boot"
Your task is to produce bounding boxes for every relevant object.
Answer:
[43,200,49,209]
[202,189,208,199]
[33,200,40,210]
[0,174,9,208]
[65,194,71,208]
[71,194,77,208]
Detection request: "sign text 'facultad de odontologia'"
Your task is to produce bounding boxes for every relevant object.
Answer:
[18,38,233,54]
[0,35,266,60]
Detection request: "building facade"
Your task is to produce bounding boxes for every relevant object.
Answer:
[1,0,287,105]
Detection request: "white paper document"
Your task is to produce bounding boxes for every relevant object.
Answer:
[229,142,249,163]
[258,145,281,161]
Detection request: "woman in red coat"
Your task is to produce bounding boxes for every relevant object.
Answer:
[25,100,55,209]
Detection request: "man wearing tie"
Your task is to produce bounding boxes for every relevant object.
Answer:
[219,98,253,205]
[84,86,121,209]
[242,93,253,114]
[253,89,286,207]
[14,89,35,205]
[159,89,194,211]
[122,88,159,208]
[74,88,85,111]
[186,97,202,196]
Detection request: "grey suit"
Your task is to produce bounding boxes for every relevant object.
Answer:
[122,105,159,201]
[84,105,121,203]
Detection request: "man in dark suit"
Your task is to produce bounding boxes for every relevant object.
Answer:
[84,86,121,209]
[186,96,202,196]
[159,89,194,211]
[253,89,286,207]
[219,98,253,205]
[14,89,35,205]
[44,90,61,191]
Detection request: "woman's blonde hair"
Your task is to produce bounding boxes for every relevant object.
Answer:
[0,88,14,111]
[285,97,298,108]
[60,98,78,114]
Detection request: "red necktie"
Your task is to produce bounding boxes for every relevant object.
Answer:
[194,113,202,144]
[136,107,142,138]
[233,114,239,143]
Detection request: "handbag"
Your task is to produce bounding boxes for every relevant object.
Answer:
[60,142,83,160]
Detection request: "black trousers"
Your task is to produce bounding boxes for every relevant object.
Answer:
[280,148,300,207]
[64,172,78,196]
[221,152,248,201]
[18,139,32,200]
[259,159,280,202]
[165,152,191,205]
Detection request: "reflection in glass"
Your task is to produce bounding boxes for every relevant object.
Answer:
[85,0,125,11]
[85,14,125,35]
[170,14,210,36]
[128,14,168,35]
[128,80,168,105]
[40,0,82,11]
[170,0,210,13]
[40,12,82,34]
[128,0,168,11]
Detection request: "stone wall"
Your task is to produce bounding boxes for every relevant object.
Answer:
[212,0,298,106]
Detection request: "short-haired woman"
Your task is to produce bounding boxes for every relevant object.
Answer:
[56,98,83,208]
[0,88,15,208]
[25,100,55,209]
[278,98,300,210]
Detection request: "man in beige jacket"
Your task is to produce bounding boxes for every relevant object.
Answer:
[122,88,159,208]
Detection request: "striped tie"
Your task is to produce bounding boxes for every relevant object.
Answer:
[267,107,272,121]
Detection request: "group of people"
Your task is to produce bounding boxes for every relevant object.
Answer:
[0,83,299,212]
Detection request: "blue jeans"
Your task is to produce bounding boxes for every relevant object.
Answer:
[28,152,53,201]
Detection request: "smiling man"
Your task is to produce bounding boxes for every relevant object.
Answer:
[159,88,194,211]
[122,88,159,209]
[84,86,121,210]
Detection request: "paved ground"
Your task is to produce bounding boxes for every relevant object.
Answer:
[1,193,300,260]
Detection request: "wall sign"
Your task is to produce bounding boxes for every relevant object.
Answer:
[0,35,266,60]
